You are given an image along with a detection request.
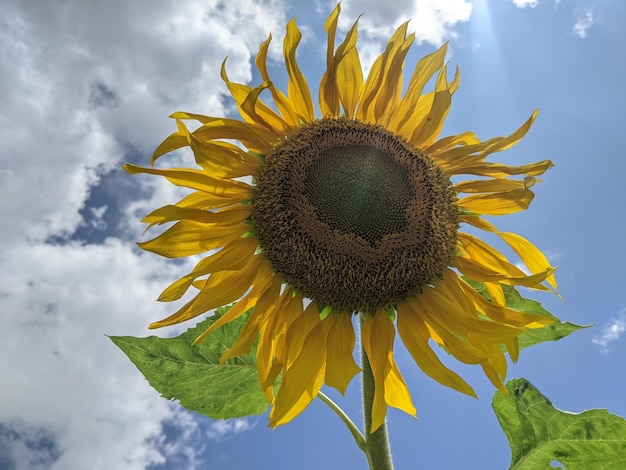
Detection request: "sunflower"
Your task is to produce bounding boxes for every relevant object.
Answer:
[125,4,557,433]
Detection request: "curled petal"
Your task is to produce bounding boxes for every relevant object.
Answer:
[269,322,328,427]
[149,255,262,328]
[362,311,416,432]
[397,300,476,397]
[324,314,361,394]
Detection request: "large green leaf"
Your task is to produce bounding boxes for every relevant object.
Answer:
[110,306,270,419]
[465,280,587,350]
[493,378,626,469]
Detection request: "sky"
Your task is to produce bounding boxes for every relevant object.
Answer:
[0,0,625,469]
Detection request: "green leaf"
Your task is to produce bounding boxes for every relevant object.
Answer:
[110,306,270,419]
[464,279,587,350]
[500,285,588,350]
[493,378,626,469]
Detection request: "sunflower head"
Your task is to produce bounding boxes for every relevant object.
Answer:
[253,117,459,312]
[126,3,557,433]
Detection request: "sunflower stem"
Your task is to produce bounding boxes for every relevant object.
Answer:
[360,313,395,470]
[317,391,367,452]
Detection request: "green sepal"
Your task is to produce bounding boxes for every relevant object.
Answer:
[386,307,397,322]
[319,305,333,320]
[493,378,626,469]
[110,305,271,419]
[247,150,266,162]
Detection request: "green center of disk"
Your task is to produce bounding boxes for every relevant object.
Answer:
[305,145,412,245]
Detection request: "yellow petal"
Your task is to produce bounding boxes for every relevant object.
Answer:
[194,290,258,345]
[388,43,448,134]
[461,216,558,291]
[324,4,340,67]
[498,233,558,290]
[148,255,262,328]
[219,307,264,361]
[333,12,363,118]
[438,111,538,171]
[185,115,274,155]
[432,268,478,318]
[193,266,277,346]
[455,256,556,289]
[397,301,476,397]
[324,313,360,394]
[506,337,520,362]
[423,320,444,345]
[151,119,191,165]
[484,281,506,306]
[361,311,392,433]
[257,288,298,397]
[190,136,262,178]
[337,45,364,119]
[158,236,258,302]
[409,66,455,148]
[457,187,535,215]
[285,302,322,369]
[255,34,300,126]
[362,310,415,432]
[426,131,480,155]
[218,268,281,358]
[138,220,249,258]
[445,159,554,178]
[458,277,554,329]
[123,164,252,200]
[142,204,251,231]
[412,292,498,364]
[283,18,314,122]
[432,137,500,169]
[458,232,531,279]
[319,5,363,118]
[318,3,340,117]
[455,177,536,194]
[426,285,525,341]
[374,29,414,125]
[220,60,290,135]
[239,81,283,134]
[356,22,411,124]
[174,190,250,210]
[269,321,328,427]
[270,291,305,378]
[479,344,508,392]
[384,361,417,419]
[478,110,538,161]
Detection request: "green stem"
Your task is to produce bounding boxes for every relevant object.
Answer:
[317,391,367,452]
[360,313,395,470]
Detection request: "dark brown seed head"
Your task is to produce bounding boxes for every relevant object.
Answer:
[253,118,458,312]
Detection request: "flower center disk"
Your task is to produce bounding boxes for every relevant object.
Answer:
[253,118,458,312]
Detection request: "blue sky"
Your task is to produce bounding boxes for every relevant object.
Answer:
[1,0,624,469]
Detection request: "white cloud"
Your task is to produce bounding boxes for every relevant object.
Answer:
[0,422,60,470]
[89,205,109,230]
[511,0,539,8]
[0,0,287,247]
[340,0,472,43]
[573,9,596,38]
[0,240,195,469]
[592,309,626,353]
[0,0,286,468]
[155,411,204,470]
[206,418,255,440]
[337,0,472,71]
